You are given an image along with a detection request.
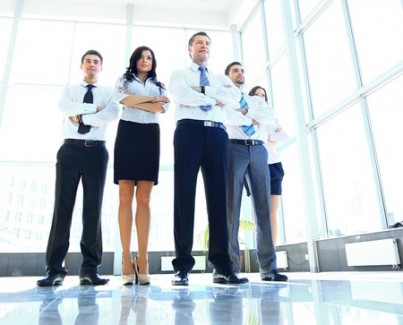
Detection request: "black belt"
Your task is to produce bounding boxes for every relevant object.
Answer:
[230,139,264,146]
[177,119,225,130]
[64,139,105,147]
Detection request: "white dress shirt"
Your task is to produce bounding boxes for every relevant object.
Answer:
[225,94,276,141]
[169,62,240,123]
[113,75,169,124]
[264,117,289,164]
[58,81,120,141]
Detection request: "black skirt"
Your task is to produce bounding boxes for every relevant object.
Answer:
[114,119,160,185]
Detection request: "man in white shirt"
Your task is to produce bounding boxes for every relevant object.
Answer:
[37,49,120,287]
[224,62,288,282]
[169,32,248,285]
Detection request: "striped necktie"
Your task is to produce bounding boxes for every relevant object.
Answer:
[78,84,95,134]
[240,94,255,136]
[199,66,211,111]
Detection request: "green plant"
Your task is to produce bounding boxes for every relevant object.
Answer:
[197,219,255,252]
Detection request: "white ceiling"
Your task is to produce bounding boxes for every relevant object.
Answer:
[50,0,237,13]
[38,0,258,28]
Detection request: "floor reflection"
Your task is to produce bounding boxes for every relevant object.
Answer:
[0,272,402,324]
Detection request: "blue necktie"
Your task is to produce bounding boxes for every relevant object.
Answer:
[199,66,211,111]
[240,94,255,136]
[78,84,95,134]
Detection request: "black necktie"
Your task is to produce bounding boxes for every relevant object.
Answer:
[78,84,95,134]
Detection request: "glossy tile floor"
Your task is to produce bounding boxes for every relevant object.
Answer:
[1,272,403,324]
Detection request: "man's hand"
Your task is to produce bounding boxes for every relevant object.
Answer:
[69,115,79,123]
[235,108,248,115]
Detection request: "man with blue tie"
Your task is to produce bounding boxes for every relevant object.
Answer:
[169,32,248,285]
[224,62,288,282]
[37,50,120,287]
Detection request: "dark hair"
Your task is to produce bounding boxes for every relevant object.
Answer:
[249,85,268,103]
[81,49,103,64]
[224,61,243,76]
[188,31,211,47]
[123,46,164,91]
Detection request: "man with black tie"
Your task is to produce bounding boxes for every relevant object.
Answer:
[169,32,248,285]
[37,49,120,287]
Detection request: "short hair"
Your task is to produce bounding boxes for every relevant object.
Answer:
[81,49,103,64]
[224,61,243,76]
[188,31,211,47]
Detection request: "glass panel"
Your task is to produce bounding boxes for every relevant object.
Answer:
[0,1,15,16]
[0,18,13,80]
[270,56,296,136]
[348,0,403,83]
[264,0,285,57]
[70,22,127,87]
[297,0,322,22]
[0,85,64,161]
[11,20,74,85]
[280,143,307,243]
[367,76,403,225]
[242,10,267,80]
[303,1,356,116]
[316,104,382,236]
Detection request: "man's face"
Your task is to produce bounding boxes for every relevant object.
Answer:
[80,54,103,78]
[228,64,245,87]
[188,35,211,63]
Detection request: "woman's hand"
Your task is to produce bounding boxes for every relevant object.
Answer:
[154,96,170,103]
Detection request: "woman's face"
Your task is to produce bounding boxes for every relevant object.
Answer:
[254,88,266,99]
[136,50,153,73]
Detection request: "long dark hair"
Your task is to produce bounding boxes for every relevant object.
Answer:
[123,46,164,91]
[249,85,268,103]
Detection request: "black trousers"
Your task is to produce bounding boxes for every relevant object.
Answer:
[172,122,233,274]
[45,142,108,275]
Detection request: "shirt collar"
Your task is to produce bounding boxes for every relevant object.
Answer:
[190,62,208,72]
[81,81,99,88]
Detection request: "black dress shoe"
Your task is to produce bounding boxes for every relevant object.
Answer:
[37,273,65,287]
[79,273,109,285]
[213,271,249,284]
[261,270,288,282]
[171,271,189,286]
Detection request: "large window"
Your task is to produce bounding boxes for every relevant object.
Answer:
[0,10,234,253]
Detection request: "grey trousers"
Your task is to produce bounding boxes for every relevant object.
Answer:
[226,142,277,274]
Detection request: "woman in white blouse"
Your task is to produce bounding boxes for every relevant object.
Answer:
[249,86,288,246]
[113,46,170,285]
